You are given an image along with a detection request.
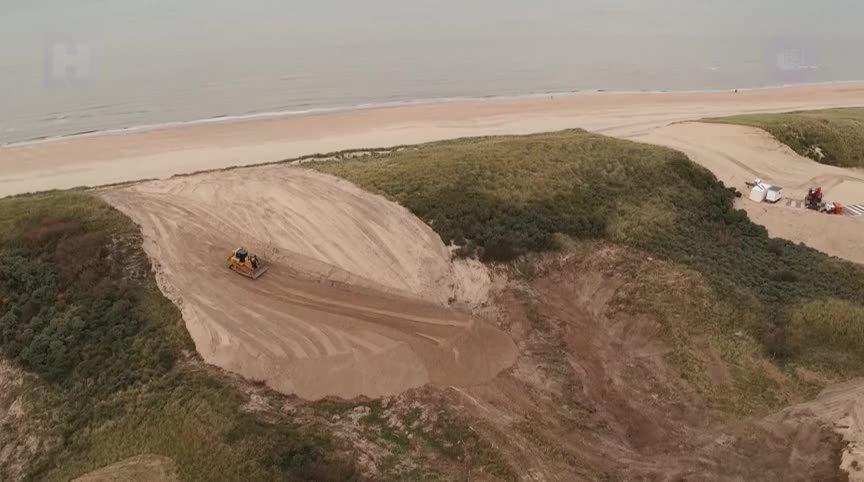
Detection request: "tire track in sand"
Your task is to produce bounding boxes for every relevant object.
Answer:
[100,166,516,400]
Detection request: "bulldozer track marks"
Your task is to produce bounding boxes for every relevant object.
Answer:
[99,167,516,400]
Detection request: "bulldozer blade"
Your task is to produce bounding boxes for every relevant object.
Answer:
[250,266,269,279]
[229,263,269,280]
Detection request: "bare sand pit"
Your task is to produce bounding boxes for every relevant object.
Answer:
[100,167,515,400]
[5,83,864,198]
[636,122,864,265]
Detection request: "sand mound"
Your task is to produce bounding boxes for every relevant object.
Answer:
[636,122,864,265]
[107,166,489,306]
[100,166,515,399]
[72,455,179,482]
[776,378,864,480]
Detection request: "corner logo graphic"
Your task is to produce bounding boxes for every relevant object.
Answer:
[45,41,93,87]
[776,49,807,72]
[770,41,819,84]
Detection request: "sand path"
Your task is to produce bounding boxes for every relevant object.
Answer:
[100,168,515,400]
[5,83,864,197]
[636,122,864,265]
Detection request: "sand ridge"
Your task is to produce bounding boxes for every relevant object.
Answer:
[100,167,515,400]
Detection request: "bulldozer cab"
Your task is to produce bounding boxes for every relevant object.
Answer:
[235,247,248,262]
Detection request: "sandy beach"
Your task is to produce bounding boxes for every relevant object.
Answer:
[4,83,864,198]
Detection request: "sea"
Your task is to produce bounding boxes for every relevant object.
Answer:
[2,0,864,145]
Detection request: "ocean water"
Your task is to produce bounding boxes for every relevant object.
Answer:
[2,0,864,144]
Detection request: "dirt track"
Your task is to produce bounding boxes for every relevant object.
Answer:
[635,122,864,265]
[100,168,515,400]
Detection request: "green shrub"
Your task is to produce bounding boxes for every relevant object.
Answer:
[0,196,183,395]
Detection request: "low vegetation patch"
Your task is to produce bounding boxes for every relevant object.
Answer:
[315,393,515,480]
[705,108,864,168]
[314,130,864,374]
[787,299,864,373]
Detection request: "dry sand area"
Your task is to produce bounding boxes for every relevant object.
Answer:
[4,83,864,198]
[636,122,864,265]
[100,167,515,400]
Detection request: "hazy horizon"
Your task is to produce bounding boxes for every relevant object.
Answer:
[2,0,864,144]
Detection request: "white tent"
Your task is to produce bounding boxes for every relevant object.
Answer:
[749,181,768,202]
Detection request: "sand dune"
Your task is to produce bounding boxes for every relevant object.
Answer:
[636,122,864,265]
[100,167,515,400]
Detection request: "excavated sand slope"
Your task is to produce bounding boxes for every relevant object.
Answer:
[100,167,516,400]
[635,122,864,265]
[774,379,864,481]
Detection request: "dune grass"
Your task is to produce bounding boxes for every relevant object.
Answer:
[705,108,864,168]
[787,300,864,373]
[314,129,864,372]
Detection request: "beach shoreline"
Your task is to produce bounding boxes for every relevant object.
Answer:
[3,82,864,198]
[6,80,864,149]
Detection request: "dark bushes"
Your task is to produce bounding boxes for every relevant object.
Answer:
[0,202,181,395]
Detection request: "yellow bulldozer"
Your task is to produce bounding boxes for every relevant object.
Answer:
[226,247,269,279]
